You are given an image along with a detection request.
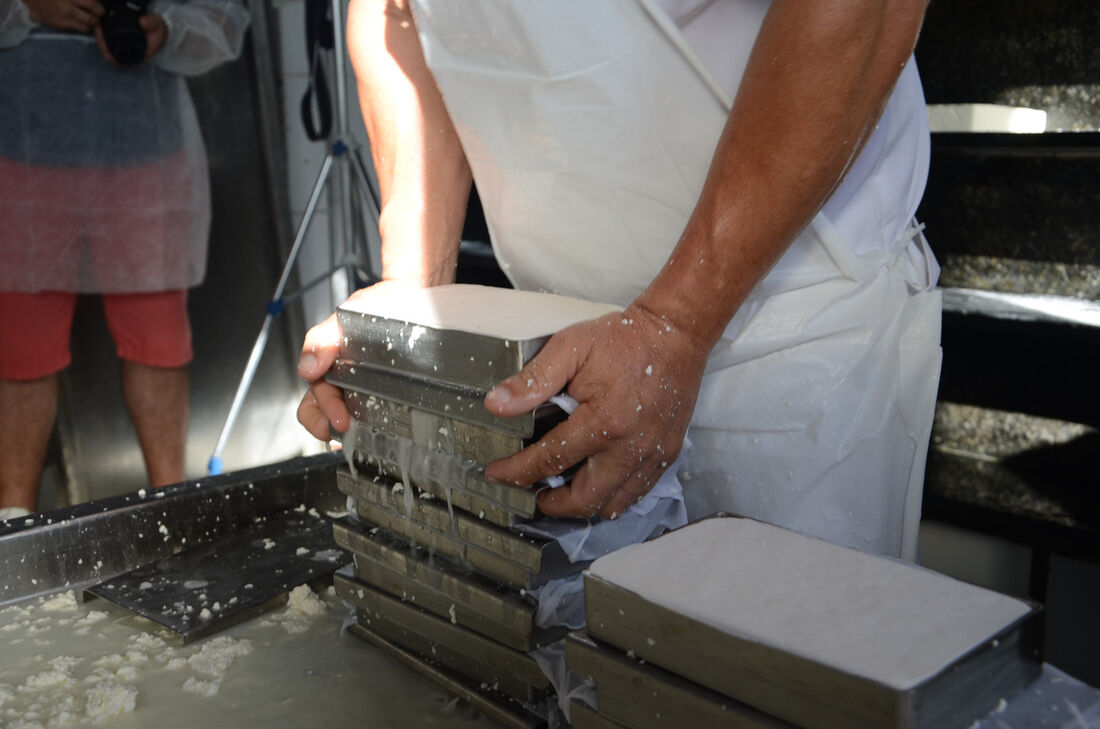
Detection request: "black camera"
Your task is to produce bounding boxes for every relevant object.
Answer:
[99,0,150,66]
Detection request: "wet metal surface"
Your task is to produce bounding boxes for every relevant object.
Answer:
[336,571,549,703]
[347,622,547,729]
[0,453,343,607]
[337,470,581,589]
[86,508,348,643]
[328,361,555,437]
[332,517,563,651]
[565,631,793,729]
[342,432,538,524]
[334,303,546,393]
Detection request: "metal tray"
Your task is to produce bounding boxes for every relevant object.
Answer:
[337,470,581,585]
[335,571,550,702]
[342,389,562,467]
[344,470,544,565]
[332,517,548,651]
[328,361,555,437]
[87,508,348,643]
[335,300,548,393]
[0,453,343,607]
[349,498,539,590]
[346,622,548,729]
[565,632,794,729]
[338,440,538,527]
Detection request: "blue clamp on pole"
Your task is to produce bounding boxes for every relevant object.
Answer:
[332,140,348,156]
[207,455,223,476]
[266,298,285,315]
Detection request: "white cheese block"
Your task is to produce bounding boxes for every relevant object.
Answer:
[588,517,1032,690]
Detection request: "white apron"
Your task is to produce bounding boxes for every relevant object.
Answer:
[408,0,942,560]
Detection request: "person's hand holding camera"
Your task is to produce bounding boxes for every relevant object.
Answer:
[94,11,166,66]
[22,0,104,33]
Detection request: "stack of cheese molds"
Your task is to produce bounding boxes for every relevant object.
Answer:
[326,285,621,729]
[566,515,1044,729]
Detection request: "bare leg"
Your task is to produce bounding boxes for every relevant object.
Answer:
[0,375,58,510]
[121,361,189,487]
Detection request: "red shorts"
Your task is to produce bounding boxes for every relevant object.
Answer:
[0,290,193,381]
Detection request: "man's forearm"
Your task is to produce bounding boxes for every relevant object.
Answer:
[347,0,471,286]
[636,0,928,348]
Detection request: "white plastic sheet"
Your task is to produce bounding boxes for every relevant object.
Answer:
[530,639,597,728]
[519,464,687,565]
[975,665,1100,729]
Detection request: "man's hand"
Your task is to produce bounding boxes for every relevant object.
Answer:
[483,304,709,520]
[94,12,167,66]
[23,0,104,33]
[296,309,347,442]
[296,281,420,441]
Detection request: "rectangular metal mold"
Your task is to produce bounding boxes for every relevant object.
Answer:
[342,495,538,590]
[328,361,557,437]
[342,390,562,468]
[584,574,1043,729]
[569,700,630,729]
[346,469,543,564]
[346,448,537,523]
[349,457,526,529]
[339,432,538,527]
[353,606,542,704]
[337,469,575,580]
[335,304,546,393]
[567,703,629,729]
[565,632,794,729]
[332,517,550,651]
[346,623,547,729]
[335,572,550,702]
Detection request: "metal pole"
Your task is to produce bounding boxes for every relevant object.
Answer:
[208,155,335,475]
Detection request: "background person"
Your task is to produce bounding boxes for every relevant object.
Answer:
[0,0,249,519]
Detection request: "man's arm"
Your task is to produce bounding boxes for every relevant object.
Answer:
[637,0,927,347]
[297,0,471,439]
[483,0,929,518]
